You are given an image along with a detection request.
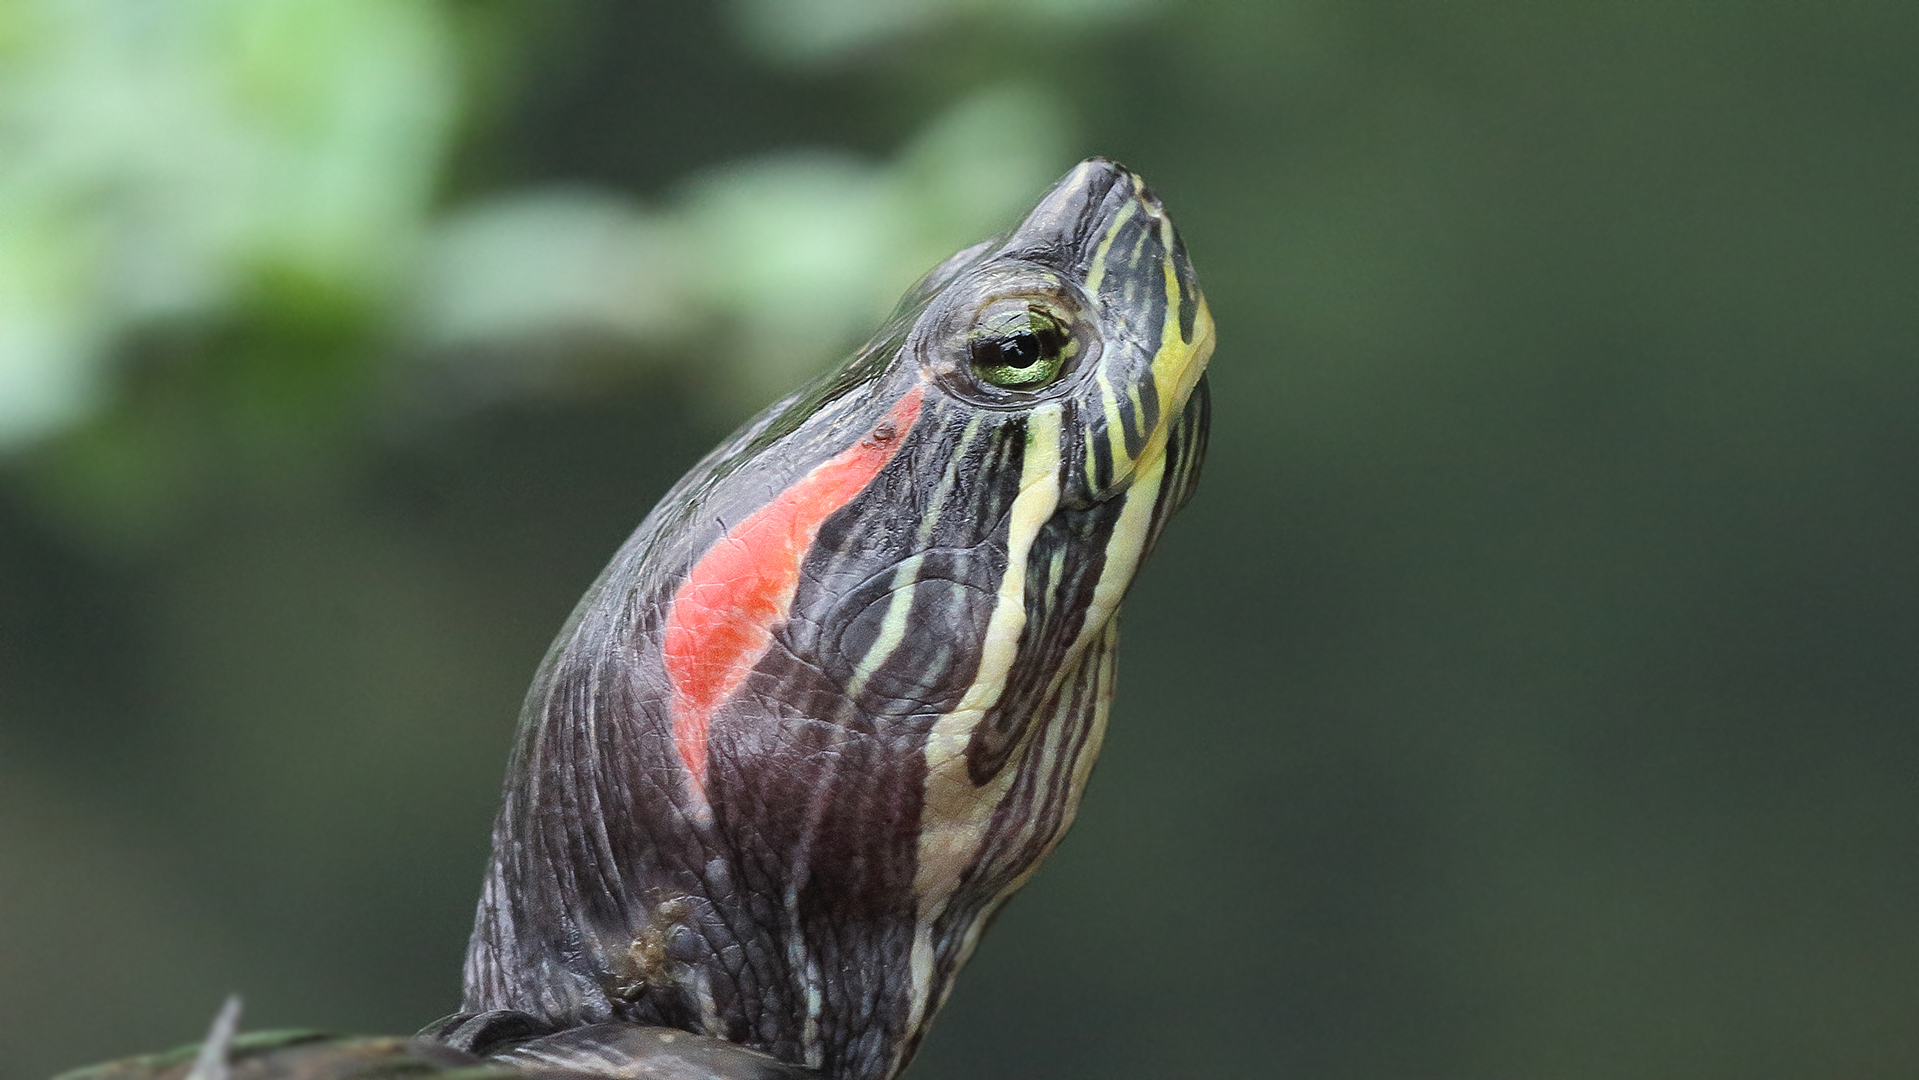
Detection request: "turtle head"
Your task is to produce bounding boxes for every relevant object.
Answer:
[463,159,1213,1080]
[927,156,1214,507]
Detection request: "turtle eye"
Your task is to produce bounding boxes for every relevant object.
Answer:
[968,302,1071,389]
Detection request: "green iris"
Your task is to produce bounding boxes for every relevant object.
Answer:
[969,303,1070,388]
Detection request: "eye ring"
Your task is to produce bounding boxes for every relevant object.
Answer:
[967,300,1075,389]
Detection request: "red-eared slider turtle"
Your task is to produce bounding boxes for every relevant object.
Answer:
[56,158,1215,1080]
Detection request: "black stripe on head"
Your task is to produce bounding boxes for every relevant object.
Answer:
[1172,229,1200,345]
[1146,376,1211,555]
[1087,423,1116,494]
[1096,211,1170,370]
[964,493,1129,783]
[1112,378,1143,458]
[1105,368,1159,460]
[1129,368,1162,459]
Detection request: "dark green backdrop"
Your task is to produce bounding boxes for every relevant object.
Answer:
[3,2,1916,1078]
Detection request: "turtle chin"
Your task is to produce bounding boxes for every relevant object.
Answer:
[1157,373,1212,522]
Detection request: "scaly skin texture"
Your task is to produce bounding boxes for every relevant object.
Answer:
[53,159,1213,1080]
[464,158,1214,1080]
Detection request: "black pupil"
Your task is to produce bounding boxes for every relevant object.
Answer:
[973,324,1062,369]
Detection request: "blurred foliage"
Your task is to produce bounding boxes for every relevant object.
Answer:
[4,1,1919,1079]
[415,82,1073,408]
[0,0,454,445]
[0,0,1099,554]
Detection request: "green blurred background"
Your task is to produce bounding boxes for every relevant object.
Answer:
[3,1,1917,1077]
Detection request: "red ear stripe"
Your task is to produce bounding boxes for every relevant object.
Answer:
[663,387,926,797]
